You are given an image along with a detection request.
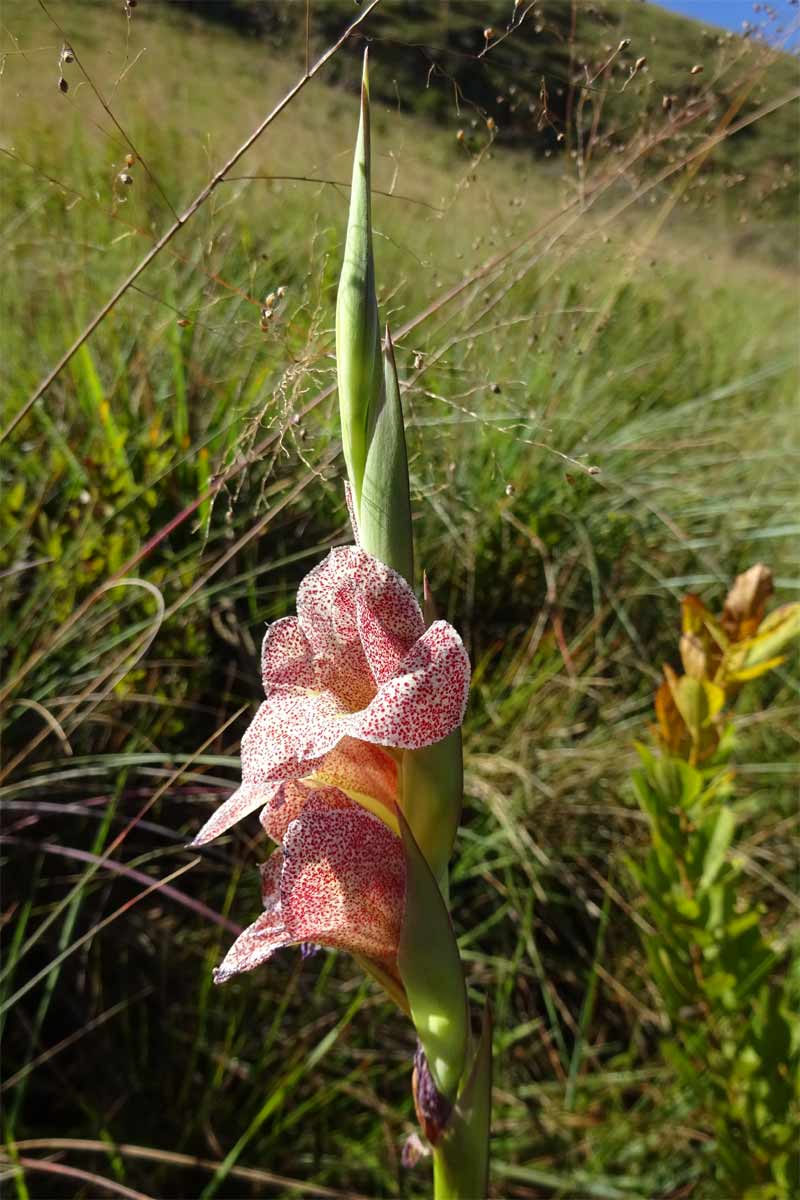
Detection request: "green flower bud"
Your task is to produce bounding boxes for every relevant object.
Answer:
[336,49,381,515]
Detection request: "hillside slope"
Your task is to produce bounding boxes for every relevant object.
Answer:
[165,0,799,222]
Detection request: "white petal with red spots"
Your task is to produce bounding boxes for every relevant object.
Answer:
[213,797,405,983]
[191,780,281,848]
[192,546,469,846]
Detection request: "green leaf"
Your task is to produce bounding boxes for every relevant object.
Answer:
[699,806,736,891]
[396,808,468,1100]
[359,326,414,584]
[401,729,462,892]
[671,675,725,745]
[720,601,800,683]
[653,754,704,810]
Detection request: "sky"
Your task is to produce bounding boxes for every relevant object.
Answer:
[655,0,800,45]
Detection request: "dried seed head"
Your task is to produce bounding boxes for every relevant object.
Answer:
[456,128,465,142]
[483,26,494,40]
[634,55,647,71]
[504,482,515,496]
[117,171,133,185]
[125,153,136,167]
[618,37,631,50]
[260,306,274,323]
[662,94,673,112]
[690,63,704,74]
[60,44,75,65]
[486,116,496,131]
[58,76,69,93]
[264,291,277,308]
[276,285,287,299]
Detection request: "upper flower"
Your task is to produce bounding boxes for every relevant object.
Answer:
[192,546,470,847]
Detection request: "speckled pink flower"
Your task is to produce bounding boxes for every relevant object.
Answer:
[192,546,470,847]
[213,793,406,983]
[191,546,470,982]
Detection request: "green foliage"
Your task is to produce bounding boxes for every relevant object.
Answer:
[1,1,798,1197]
[629,746,799,1197]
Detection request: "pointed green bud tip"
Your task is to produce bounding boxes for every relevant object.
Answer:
[336,46,381,517]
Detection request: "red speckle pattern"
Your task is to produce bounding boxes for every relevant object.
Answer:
[260,781,354,843]
[191,546,471,986]
[212,796,405,983]
[192,547,469,849]
[307,737,397,812]
[189,780,281,847]
[249,546,469,764]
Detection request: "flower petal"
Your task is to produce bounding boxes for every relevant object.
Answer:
[213,853,285,983]
[348,620,470,749]
[258,740,398,842]
[280,800,405,959]
[214,798,405,983]
[263,562,374,713]
[190,780,281,847]
[260,617,316,691]
[260,781,353,843]
[351,559,425,688]
[240,691,342,785]
[306,737,397,817]
[296,547,425,689]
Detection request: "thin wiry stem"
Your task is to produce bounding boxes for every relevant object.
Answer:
[38,0,179,221]
[4,1140,368,1199]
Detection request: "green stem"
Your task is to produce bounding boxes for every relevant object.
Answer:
[431,1006,493,1199]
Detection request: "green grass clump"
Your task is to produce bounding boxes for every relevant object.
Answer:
[1,1,798,1197]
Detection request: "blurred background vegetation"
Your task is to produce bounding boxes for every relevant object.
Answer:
[1,0,798,1196]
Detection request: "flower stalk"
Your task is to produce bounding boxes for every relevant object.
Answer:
[194,47,490,1200]
[334,48,491,1194]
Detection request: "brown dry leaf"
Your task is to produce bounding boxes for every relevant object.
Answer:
[680,594,723,680]
[655,669,690,757]
[721,564,774,642]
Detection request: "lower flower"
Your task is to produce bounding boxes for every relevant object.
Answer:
[212,789,405,988]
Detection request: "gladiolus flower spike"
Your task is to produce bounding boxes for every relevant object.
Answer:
[196,47,491,1200]
[192,547,470,991]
